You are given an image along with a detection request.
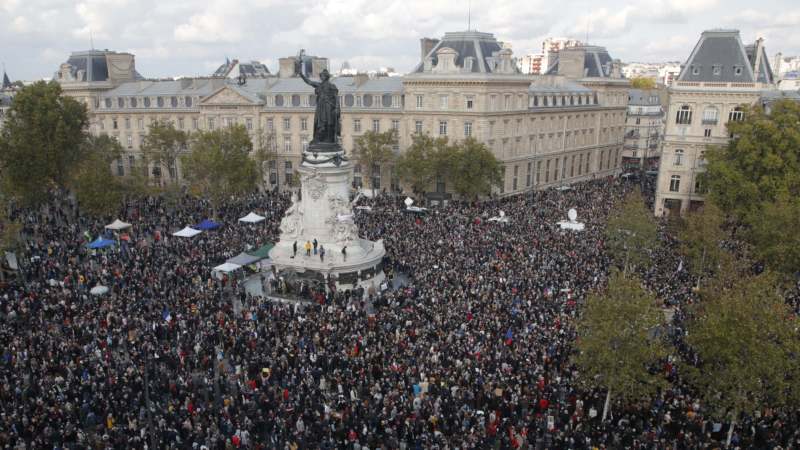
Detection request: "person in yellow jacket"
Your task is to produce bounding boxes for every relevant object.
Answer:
[304,240,312,256]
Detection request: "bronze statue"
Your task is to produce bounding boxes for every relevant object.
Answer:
[296,51,341,148]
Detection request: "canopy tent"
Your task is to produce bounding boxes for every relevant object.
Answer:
[213,262,241,273]
[195,219,221,230]
[238,212,266,223]
[86,237,116,249]
[172,227,202,238]
[105,219,132,230]
[90,285,109,296]
[226,252,263,266]
[247,243,274,259]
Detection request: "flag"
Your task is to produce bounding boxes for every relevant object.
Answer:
[505,328,513,345]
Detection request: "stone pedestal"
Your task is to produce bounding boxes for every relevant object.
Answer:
[268,145,385,290]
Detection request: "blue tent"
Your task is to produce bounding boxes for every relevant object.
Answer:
[195,219,221,230]
[86,237,116,249]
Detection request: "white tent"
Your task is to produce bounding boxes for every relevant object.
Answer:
[238,212,266,223]
[172,227,202,238]
[213,262,241,273]
[105,219,132,230]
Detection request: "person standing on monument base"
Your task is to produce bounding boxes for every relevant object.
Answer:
[304,240,312,257]
[319,245,325,262]
[292,240,298,258]
[313,238,318,255]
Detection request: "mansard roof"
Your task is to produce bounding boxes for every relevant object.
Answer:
[678,29,774,84]
[412,31,519,74]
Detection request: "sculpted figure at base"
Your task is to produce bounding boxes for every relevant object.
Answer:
[279,192,303,239]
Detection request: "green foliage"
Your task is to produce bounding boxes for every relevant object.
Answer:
[574,271,668,407]
[352,130,398,193]
[69,135,128,217]
[396,134,448,195]
[0,81,88,205]
[703,99,800,275]
[396,135,502,198]
[252,128,278,186]
[449,138,503,199]
[686,267,800,419]
[0,193,21,253]
[630,77,657,89]
[677,202,725,287]
[604,191,659,274]
[182,125,259,205]
[141,120,188,183]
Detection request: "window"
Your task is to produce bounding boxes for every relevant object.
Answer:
[702,107,718,125]
[118,98,125,108]
[691,65,700,75]
[466,96,474,110]
[130,97,137,108]
[440,95,449,109]
[570,155,575,177]
[599,150,605,171]
[734,66,743,76]
[224,117,233,128]
[284,161,293,185]
[300,118,308,131]
[676,105,692,125]
[372,119,380,133]
[439,120,447,136]
[704,128,711,137]
[178,118,185,130]
[246,118,253,130]
[143,97,151,108]
[353,164,362,188]
[283,117,291,131]
[545,160,550,183]
[301,136,309,152]
[416,95,423,109]
[536,161,542,185]
[728,106,744,122]
[125,118,131,129]
[512,165,518,190]
[128,155,135,168]
[362,95,372,107]
[391,119,400,131]
[669,175,681,192]
[192,118,199,130]
[356,96,363,107]
[436,175,446,193]
[712,65,721,76]
[116,159,124,176]
[526,162,532,187]
[157,97,164,108]
[578,154,583,175]
[185,96,193,107]
[371,163,381,189]
[674,149,684,166]
[554,158,559,181]
[490,95,497,111]
[126,135,133,147]
[171,97,178,108]
[283,136,292,153]
[414,120,423,134]
[585,153,590,174]
[464,122,472,137]
[266,118,274,131]
[353,119,361,133]
[504,95,511,110]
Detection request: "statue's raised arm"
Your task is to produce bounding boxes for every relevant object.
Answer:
[294,49,340,146]
[295,58,319,88]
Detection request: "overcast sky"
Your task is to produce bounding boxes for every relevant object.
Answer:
[2,0,799,80]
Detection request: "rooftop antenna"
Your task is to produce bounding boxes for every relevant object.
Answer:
[585,18,590,45]
[467,0,471,31]
[89,29,95,50]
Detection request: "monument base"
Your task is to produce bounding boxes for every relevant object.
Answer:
[268,146,386,292]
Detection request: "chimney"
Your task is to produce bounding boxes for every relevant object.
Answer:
[420,38,439,62]
[753,37,764,82]
[353,72,369,87]
[310,57,329,77]
[557,47,586,79]
[278,57,297,78]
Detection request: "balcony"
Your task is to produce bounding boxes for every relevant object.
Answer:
[701,119,718,125]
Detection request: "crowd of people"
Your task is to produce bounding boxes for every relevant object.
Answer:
[0,177,798,449]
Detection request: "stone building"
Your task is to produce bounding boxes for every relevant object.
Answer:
[621,88,665,172]
[654,30,777,216]
[56,30,628,197]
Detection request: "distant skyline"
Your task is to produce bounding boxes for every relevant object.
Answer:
[2,0,800,80]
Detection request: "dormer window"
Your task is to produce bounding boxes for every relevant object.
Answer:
[712,65,721,76]
[692,66,700,75]
[734,66,743,76]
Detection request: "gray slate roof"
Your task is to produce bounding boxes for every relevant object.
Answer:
[627,89,662,106]
[65,50,144,82]
[544,46,616,78]
[412,31,516,74]
[677,30,775,84]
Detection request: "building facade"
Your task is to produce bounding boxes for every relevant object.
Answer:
[654,30,776,216]
[621,88,665,172]
[56,30,628,197]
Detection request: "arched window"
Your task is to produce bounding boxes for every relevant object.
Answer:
[144,97,151,107]
[291,94,301,107]
[728,106,745,122]
[130,97,138,108]
[676,105,692,125]
[274,95,284,107]
[185,96,193,107]
[171,97,178,108]
[157,97,164,108]
[117,97,124,108]
[344,94,354,107]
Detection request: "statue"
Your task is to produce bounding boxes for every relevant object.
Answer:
[296,50,341,148]
[279,192,304,238]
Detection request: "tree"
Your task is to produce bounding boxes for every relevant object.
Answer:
[573,270,667,421]
[69,135,127,217]
[253,128,278,188]
[449,138,503,199]
[181,125,259,207]
[0,81,88,204]
[141,120,188,185]
[703,99,800,276]
[677,202,725,288]
[604,191,658,275]
[351,130,398,195]
[630,77,656,89]
[686,266,800,446]
[396,134,447,196]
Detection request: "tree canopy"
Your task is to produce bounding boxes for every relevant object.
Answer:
[449,138,504,199]
[630,77,657,89]
[604,191,659,275]
[677,202,725,288]
[181,125,259,205]
[141,120,188,183]
[0,81,88,204]
[703,99,800,276]
[352,130,398,194]
[69,135,130,217]
[574,270,667,418]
